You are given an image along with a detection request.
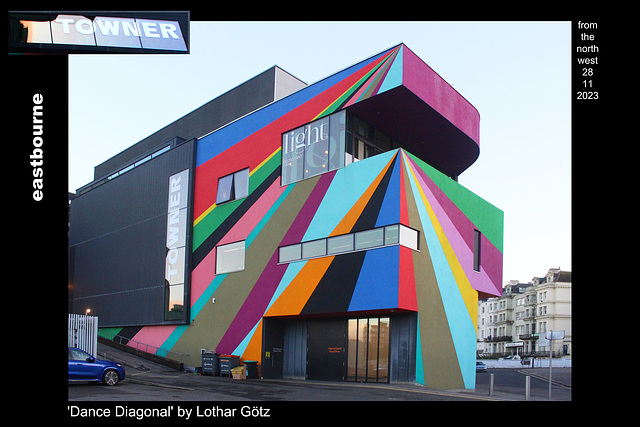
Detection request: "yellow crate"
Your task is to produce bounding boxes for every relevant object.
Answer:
[231,366,245,380]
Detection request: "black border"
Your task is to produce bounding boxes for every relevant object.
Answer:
[9,7,599,423]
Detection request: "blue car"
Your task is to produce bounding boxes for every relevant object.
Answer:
[68,347,126,386]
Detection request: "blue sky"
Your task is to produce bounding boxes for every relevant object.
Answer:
[68,21,571,285]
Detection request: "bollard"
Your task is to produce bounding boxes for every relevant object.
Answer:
[525,376,530,401]
[489,373,494,396]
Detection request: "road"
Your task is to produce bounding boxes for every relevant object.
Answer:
[476,367,572,401]
[69,373,502,402]
[68,343,571,403]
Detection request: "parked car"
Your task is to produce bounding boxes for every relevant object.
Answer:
[68,347,126,386]
[476,361,488,373]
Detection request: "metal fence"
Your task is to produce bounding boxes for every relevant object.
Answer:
[68,313,98,357]
[109,333,189,366]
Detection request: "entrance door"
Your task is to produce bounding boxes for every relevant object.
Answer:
[306,318,346,381]
[262,318,285,379]
[347,317,390,383]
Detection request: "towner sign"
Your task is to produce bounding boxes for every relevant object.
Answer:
[19,14,188,52]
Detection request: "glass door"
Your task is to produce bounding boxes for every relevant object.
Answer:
[347,317,390,383]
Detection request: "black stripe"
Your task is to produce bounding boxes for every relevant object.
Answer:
[300,251,367,315]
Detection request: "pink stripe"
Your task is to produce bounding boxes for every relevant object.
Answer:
[190,179,287,307]
[190,247,217,307]
[219,179,287,245]
[129,325,177,353]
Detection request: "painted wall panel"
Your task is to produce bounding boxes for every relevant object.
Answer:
[101,44,504,391]
[348,246,399,312]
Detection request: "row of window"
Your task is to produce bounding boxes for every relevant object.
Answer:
[214,224,420,276]
[278,224,419,264]
[107,145,171,180]
[77,144,173,195]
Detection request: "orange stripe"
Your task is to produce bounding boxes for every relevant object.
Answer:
[241,319,263,363]
[264,257,334,317]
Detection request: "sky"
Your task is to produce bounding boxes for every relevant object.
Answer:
[68,21,572,286]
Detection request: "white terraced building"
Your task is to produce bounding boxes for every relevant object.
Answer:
[477,267,571,358]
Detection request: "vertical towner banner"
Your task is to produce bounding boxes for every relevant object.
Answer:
[166,169,190,321]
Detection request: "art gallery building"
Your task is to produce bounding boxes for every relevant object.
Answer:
[69,44,504,390]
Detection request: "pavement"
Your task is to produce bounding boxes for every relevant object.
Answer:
[94,342,571,401]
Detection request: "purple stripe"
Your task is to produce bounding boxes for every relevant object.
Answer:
[215,173,335,354]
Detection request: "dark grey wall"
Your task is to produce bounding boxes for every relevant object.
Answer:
[69,140,195,327]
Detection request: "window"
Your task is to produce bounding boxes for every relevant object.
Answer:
[347,317,390,383]
[302,239,326,259]
[165,283,184,321]
[278,224,419,263]
[216,241,245,274]
[281,111,401,185]
[327,234,354,255]
[347,138,383,164]
[69,348,90,361]
[216,168,249,205]
[355,228,384,251]
[384,225,399,245]
[473,229,482,272]
[281,110,349,185]
[282,115,333,185]
[278,244,301,263]
[344,115,392,165]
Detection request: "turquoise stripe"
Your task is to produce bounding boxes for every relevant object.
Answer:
[405,156,476,389]
[265,260,307,312]
[232,321,260,356]
[415,316,424,386]
[303,150,398,241]
[378,45,403,94]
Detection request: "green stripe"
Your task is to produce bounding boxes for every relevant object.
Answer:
[97,327,122,340]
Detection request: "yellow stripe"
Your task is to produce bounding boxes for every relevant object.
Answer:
[403,152,478,329]
[194,203,217,227]
[312,78,361,120]
[250,146,281,177]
